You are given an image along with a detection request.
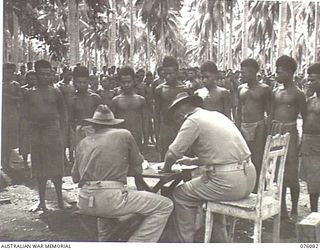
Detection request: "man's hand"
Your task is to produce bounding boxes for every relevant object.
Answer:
[175,156,194,166]
[158,163,175,173]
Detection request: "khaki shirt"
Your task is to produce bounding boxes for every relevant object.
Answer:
[169,108,251,165]
[72,128,144,185]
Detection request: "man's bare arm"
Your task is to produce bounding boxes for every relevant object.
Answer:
[154,87,161,145]
[298,90,307,128]
[223,90,231,119]
[236,86,242,127]
[141,97,149,147]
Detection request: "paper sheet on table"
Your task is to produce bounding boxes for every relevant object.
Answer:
[148,162,198,171]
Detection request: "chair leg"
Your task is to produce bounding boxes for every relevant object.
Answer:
[272,213,281,243]
[253,219,262,243]
[228,217,237,242]
[204,208,214,243]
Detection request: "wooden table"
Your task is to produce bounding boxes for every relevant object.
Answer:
[134,164,197,195]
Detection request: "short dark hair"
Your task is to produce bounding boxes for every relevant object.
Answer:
[187,67,197,73]
[163,56,179,69]
[157,66,163,74]
[200,61,218,74]
[118,66,135,79]
[307,63,320,75]
[34,60,51,71]
[25,70,37,78]
[136,69,145,74]
[73,66,89,78]
[276,55,297,74]
[146,71,153,77]
[240,59,260,73]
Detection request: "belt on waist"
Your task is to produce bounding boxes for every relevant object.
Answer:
[272,120,297,126]
[201,158,251,183]
[82,180,125,189]
[205,157,251,172]
[241,120,265,126]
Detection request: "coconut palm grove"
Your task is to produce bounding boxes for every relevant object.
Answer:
[1,0,320,245]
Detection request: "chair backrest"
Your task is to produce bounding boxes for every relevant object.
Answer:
[255,133,290,214]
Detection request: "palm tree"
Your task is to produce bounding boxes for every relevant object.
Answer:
[242,0,248,60]
[313,1,319,63]
[129,0,135,66]
[278,2,288,57]
[136,0,183,61]
[68,0,80,66]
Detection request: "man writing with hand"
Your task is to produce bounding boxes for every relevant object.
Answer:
[161,92,256,242]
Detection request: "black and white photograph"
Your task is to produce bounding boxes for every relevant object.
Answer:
[1,0,320,246]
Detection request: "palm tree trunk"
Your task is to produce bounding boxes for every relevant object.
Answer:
[217,3,221,66]
[94,36,98,68]
[228,0,233,70]
[130,0,134,67]
[278,2,287,58]
[22,32,25,63]
[28,38,33,62]
[271,31,275,72]
[13,11,19,65]
[110,0,117,67]
[314,1,319,63]
[289,2,296,60]
[223,0,227,70]
[68,0,80,66]
[209,20,214,61]
[160,0,165,59]
[242,0,248,60]
[146,24,151,71]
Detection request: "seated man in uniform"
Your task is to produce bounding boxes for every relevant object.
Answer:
[71,105,173,242]
[161,92,256,242]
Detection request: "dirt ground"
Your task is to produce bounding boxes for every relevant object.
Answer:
[0,142,317,243]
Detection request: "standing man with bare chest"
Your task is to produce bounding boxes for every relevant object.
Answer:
[195,61,231,119]
[237,59,272,192]
[269,55,306,220]
[23,60,69,212]
[111,66,149,149]
[154,56,191,160]
[69,66,102,149]
[300,63,320,212]
[2,63,22,173]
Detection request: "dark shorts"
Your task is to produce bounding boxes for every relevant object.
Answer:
[271,121,299,188]
[30,121,64,178]
[300,134,320,193]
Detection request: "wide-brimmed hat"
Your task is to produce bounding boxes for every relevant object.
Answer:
[84,105,124,125]
[164,92,203,124]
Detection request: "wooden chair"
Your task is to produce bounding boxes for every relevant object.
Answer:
[204,133,290,243]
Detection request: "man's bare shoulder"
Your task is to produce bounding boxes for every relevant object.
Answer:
[134,94,146,102]
[258,82,271,90]
[217,86,230,94]
[238,83,247,90]
[307,95,318,103]
[87,91,101,98]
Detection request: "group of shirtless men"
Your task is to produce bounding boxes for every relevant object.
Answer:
[2,54,320,219]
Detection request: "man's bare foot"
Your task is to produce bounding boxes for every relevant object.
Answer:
[58,200,72,210]
[29,202,48,212]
